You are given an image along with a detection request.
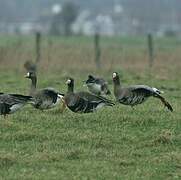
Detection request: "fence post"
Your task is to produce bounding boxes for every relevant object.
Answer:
[35,32,41,65]
[47,36,52,63]
[94,33,101,69]
[147,33,154,69]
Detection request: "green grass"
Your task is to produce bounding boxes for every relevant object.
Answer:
[0,35,180,179]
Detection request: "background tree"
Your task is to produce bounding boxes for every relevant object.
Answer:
[61,1,78,36]
[50,1,78,36]
[50,13,63,35]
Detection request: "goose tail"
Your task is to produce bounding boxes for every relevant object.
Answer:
[9,94,35,105]
[155,94,173,112]
[10,94,33,101]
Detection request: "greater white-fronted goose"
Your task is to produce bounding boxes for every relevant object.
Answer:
[63,78,114,113]
[112,72,173,112]
[84,75,111,96]
[0,93,34,117]
[25,72,64,110]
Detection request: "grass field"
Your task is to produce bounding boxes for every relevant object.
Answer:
[0,35,180,179]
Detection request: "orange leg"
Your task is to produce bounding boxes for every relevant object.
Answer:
[60,99,66,113]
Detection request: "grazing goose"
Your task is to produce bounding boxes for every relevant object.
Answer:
[112,72,173,112]
[84,75,111,96]
[63,78,114,113]
[25,72,64,110]
[0,93,33,117]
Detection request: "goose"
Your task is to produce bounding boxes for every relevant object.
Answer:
[63,78,114,113]
[0,93,34,117]
[112,72,173,112]
[84,75,111,96]
[25,72,64,110]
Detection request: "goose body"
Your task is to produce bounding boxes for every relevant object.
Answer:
[85,75,111,96]
[64,78,114,113]
[25,72,64,110]
[0,93,33,117]
[112,72,173,112]
[32,88,63,110]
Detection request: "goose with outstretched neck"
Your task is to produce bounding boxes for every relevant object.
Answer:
[112,72,173,112]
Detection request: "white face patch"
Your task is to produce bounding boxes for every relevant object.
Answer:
[66,79,71,84]
[112,72,117,78]
[26,72,30,77]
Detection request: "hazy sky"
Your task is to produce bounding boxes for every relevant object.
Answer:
[0,0,180,22]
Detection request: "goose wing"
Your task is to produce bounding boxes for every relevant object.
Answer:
[41,89,60,103]
[117,85,154,105]
[0,94,33,114]
[33,88,63,109]
[91,78,110,95]
[129,85,155,96]
[97,79,111,94]
[86,76,106,87]
[64,93,92,113]
[43,89,64,101]
[65,92,110,113]
[95,78,106,85]
[0,94,33,105]
[77,91,114,105]
[8,94,33,103]
[130,85,173,111]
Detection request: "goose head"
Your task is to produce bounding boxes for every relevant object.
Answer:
[25,71,37,90]
[66,78,74,92]
[112,72,120,85]
[85,75,95,84]
[25,72,36,79]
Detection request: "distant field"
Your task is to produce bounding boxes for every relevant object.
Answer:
[0,35,180,179]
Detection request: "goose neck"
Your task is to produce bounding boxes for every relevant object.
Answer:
[30,77,37,95]
[67,84,74,93]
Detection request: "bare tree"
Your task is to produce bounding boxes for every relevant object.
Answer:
[50,1,78,36]
[61,1,78,36]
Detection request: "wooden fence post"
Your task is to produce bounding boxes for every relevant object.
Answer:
[147,33,154,69]
[35,32,41,65]
[94,33,101,69]
[47,36,52,63]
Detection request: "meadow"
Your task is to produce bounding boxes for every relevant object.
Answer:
[0,35,180,179]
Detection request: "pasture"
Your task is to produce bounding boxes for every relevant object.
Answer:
[0,35,180,179]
